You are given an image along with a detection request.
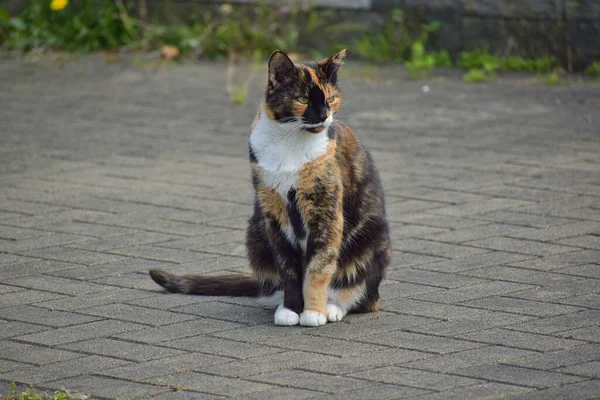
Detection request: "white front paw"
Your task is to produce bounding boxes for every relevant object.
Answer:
[299,310,327,326]
[274,304,300,326]
[326,303,346,322]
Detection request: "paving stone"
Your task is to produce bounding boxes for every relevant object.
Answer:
[0,260,82,280]
[1,341,81,365]
[0,355,131,385]
[411,281,534,304]
[0,360,32,374]
[16,247,131,266]
[173,301,273,325]
[460,296,585,316]
[1,56,600,399]
[557,361,600,378]
[163,335,283,359]
[235,386,325,400]
[0,305,99,327]
[402,345,536,373]
[360,330,485,354]
[98,352,233,381]
[44,375,169,399]
[198,351,337,378]
[350,366,483,390]
[558,325,600,342]
[0,319,49,339]
[77,303,195,326]
[0,289,66,308]
[504,379,600,400]
[453,364,586,388]
[251,369,369,393]
[556,263,600,279]
[505,310,600,334]
[386,268,485,288]
[458,265,579,286]
[466,237,579,256]
[35,288,155,311]
[60,338,186,362]
[16,319,147,346]
[48,258,174,280]
[1,275,112,296]
[414,382,534,400]
[455,328,586,351]
[558,234,600,249]
[115,318,244,343]
[392,239,488,258]
[423,251,533,273]
[508,279,600,301]
[421,223,539,244]
[507,249,600,271]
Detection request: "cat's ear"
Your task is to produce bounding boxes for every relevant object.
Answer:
[268,50,297,88]
[319,49,346,83]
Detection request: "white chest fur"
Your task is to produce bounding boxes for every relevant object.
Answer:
[249,112,330,197]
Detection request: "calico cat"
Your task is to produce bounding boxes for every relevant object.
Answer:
[150,49,391,326]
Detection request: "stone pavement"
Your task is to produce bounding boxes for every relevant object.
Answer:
[0,54,599,399]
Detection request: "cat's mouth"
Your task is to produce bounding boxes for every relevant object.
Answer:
[302,117,333,133]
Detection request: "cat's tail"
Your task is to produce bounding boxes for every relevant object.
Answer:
[149,269,260,296]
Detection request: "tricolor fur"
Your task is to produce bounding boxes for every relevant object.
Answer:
[150,50,391,326]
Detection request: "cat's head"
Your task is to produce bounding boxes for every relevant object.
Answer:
[264,49,346,133]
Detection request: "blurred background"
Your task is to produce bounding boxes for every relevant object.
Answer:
[1,0,599,86]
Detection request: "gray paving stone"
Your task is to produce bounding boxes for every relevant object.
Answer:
[48,258,174,280]
[507,249,600,271]
[173,301,273,325]
[0,360,32,374]
[392,239,488,258]
[44,375,169,399]
[558,325,600,342]
[504,343,600,370]
[453,364,586,388]
[16,319,147,346]
[401,345,536,373]
[350,366,483,390]
[466,237,579,256]
[412,382,534,400]
[460,296,585,317]
[16,247,131,266]
[505,310,600,334]
[360,330,485,354]
[98,352,233,381]
[386,268,486,289]
[1,274,112,296]
[163,335,283,359]
[455,328,586,351]
[458,265,579,286]
[411,281,535,304]
[423,251,533,273]
[1,341,81,365]
[504,379,600,400]
[35,288,155,311]
[115,318,244,343]
[557,361,600,378]
[0,289,66,308]
[60,338,186,362]
[251,369,369,394]
[77,303,195,326]
[0,355,131,385]
[1,56,599,399]
[0,319,49,339]
[0,305,99,327]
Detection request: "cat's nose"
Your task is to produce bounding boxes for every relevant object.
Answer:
[318,107,328,122]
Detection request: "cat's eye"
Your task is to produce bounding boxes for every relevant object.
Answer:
[296,97,309,104]
[327,95,337,103]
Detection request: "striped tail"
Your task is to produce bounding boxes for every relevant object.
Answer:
[149,269,260,296]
